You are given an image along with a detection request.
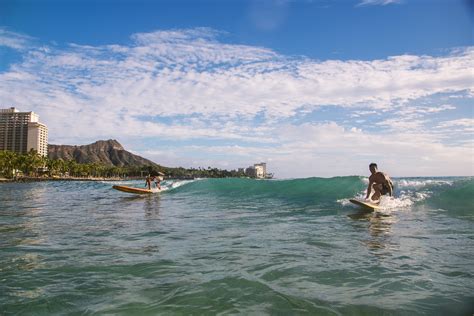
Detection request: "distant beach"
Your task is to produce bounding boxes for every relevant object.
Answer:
[0,176,124,183]
[0,175,197,183]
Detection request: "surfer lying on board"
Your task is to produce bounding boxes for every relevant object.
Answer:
[365,163,393,203]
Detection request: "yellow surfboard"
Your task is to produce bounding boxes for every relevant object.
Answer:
[349,198,381,211]
[112,185,159,195]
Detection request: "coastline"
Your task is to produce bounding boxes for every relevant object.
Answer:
[0,175,197,183]
[0,176,124,183]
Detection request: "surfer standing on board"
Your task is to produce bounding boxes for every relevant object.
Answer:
[365,163,393,203]
[145,172,165,190]
[154,172,164,190]
[145,174,155,190]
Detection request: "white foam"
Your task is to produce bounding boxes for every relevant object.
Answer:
[395,179,453,189]
[341,177,453,210]
[378,196,413,209]
[159,179,197,192]
[99,180,138,185]
[340,185,423,210]
[339,195,414,211]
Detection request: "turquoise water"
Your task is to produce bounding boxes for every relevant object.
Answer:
[1,177,473,315]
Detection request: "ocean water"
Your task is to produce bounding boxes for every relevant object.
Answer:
[1,176,473,315]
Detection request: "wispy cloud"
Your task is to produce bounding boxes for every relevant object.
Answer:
[142,121,473,177]
[0,28,472,176]
[2,30,472,122]
[0,28,35,50]
[357,0,402,7]
[437,118,474,133]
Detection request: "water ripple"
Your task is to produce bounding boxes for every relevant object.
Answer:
[1,179,473,315]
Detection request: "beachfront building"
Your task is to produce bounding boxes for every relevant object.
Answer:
[254,162,266,178]
[244,162,269,179]
[254,164,265,178]
[0,107,48,156]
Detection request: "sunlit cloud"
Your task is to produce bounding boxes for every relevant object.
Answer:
[142,121,473,177]
[0,28,472,176]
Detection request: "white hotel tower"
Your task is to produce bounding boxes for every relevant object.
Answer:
[0,107,48,156]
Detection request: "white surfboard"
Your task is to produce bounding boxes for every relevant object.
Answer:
[349,198,381,211]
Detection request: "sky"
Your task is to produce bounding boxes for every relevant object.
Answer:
[0,0,473,178]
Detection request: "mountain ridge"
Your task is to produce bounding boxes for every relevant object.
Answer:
[48,139,158,167]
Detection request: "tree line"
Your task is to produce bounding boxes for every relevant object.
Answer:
[0,150,246,179]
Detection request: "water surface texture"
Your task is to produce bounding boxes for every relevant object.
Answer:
[1,177,473,315]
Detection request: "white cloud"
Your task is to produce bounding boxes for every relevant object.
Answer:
[350,110,378,118]
[357,0,402,7]
[396,104,456,116]
[131,27,225,45]
[0,29,35,50]
[374,103,458,133]
[437,119,474,133]
[0,28,473,176]
[1,33,472,133]
[140,121,473,177]
[437,118,474,128]
[376,118,427,131]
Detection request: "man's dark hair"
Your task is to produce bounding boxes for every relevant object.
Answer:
[369,163,378,169]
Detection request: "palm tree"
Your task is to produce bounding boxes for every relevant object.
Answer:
[46,158,61,177]
[24,149,43,176]
[0,151,18,178]
[14,153,28,177]
[38,154,47,176]
[54,158,67,177]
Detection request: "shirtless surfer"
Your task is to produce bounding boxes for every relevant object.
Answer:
[145,174,155,190]
[145,172,165,190]
[365,163,393,203]
[155,172,165,190]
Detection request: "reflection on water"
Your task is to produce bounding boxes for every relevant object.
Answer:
[7,253,44,271]
[144,195,161,219]
[118,193,161,218]
[349,210,399,253]
[0,184,49,275]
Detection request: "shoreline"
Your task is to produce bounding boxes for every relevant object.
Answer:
[0,176,125,183]
[0,175,197,183]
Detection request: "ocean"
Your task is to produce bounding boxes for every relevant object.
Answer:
[1,177,473,315]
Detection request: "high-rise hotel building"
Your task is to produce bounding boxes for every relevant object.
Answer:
[0,107,48,156]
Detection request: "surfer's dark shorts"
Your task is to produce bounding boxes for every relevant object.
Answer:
[381,184,390,195]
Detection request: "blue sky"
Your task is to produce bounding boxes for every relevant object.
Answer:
[0,0,473,177]
[1,0,472,61]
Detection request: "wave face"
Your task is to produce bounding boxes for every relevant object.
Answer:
[422,177,474,217]
[171,176,364,201]
[168,176,472,213]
